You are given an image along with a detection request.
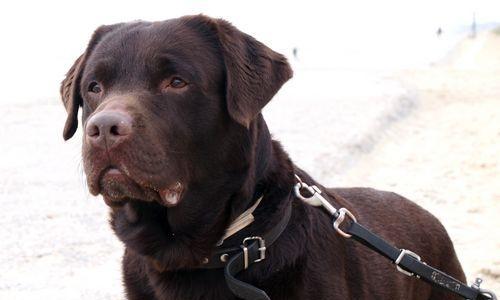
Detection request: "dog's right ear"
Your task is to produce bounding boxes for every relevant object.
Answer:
[60,52,85,140]
[60,24,121,140]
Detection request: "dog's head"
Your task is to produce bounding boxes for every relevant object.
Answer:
[61,15,292,247]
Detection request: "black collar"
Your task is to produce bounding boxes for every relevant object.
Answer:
[196,190,293,300]
[199,194,292,269]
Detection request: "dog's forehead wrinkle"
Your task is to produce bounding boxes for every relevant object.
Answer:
[81,18,218,94]
[86,20,224,94]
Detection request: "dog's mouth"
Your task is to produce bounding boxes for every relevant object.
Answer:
[97,167,184,207]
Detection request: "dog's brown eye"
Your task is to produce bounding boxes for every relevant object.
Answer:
[170,77,187,89]
[88,82,102,94]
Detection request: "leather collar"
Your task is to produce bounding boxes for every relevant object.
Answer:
[199,194,292,269]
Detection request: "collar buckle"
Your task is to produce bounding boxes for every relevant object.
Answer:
[241,236,266,269]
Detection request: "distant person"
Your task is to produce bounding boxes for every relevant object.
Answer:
[293,47,298,60]
[436,27,442,37]
[470,12,477,38]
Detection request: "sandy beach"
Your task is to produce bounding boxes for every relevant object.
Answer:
[0,30,498,298]
[339,31,500,292]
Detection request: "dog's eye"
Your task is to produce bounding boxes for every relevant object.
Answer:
[170,77,187,89]
[88,82,102,94]
[160,77,188,93]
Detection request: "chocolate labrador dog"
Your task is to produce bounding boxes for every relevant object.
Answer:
[60,15,466,299]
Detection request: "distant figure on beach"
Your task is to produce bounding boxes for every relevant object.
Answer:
[436,27,442,37]
[293,47,298,60]
[470,12,477,38]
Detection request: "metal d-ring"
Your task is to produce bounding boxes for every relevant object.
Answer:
[332,208,357,238]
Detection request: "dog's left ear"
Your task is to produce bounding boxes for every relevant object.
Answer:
[208,17,293,127]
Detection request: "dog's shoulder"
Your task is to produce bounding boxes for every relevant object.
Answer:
[327,187,452,251]
[325,186,466,282]
[328,186,436,224]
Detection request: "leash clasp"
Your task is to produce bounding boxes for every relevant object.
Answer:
[295,175,357,238]
[294,175,337,215]
[241,236,266,269]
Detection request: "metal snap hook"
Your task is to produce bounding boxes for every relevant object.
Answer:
[294,175,338,215]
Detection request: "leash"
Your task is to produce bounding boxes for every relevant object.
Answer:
[294,175,497,300]
[198,176,497,300]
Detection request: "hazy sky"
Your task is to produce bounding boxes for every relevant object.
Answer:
[1,0,499,101]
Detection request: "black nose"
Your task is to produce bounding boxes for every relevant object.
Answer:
[85,111,132,149]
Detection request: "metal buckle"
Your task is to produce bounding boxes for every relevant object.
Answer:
[241,236,266,269]
[332,208,357,238]
[240,244,249,269]
[395,249,421,277]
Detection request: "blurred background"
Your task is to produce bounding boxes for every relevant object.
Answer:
[0,0,499,298]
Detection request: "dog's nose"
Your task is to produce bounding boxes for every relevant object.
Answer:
[85,111,132,149]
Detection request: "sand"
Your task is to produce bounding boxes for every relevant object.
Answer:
[339,32,500,292]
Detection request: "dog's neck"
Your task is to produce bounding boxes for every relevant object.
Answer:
[221,115,295,247]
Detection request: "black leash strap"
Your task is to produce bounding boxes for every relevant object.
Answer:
[224,240,271,300]
[294,175,496,300]
[340,217,492,300]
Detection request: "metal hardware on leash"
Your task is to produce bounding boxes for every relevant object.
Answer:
[294,175,337,215]
[472,278,497,300]
[473,278,484,290]
[332,208,357,238]
[479,288,497,300]
[294,175,357,238]
[395,249,422,277]
[293,175,497,300]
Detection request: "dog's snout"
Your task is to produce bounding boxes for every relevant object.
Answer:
[85,111,133,149]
